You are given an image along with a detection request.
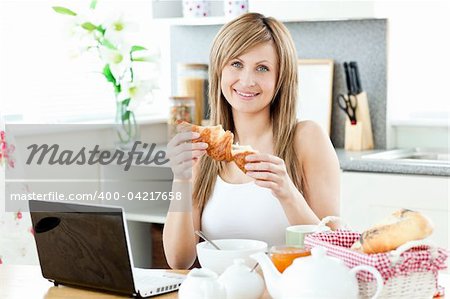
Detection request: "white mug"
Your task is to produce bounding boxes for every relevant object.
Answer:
[224,0,249,18]
[286,224,330,247]
[183,0,210,18]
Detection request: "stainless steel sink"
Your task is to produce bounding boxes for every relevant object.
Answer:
[361,148,450,165]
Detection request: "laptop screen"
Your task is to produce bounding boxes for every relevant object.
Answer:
[29,200,136,296]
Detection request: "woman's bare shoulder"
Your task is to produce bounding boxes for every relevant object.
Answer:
[294,120,335,162]
[295,120,324,135]
[294,120,329,146]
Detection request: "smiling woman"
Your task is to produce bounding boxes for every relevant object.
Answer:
[220,42,278,114]
[163,12,340,269]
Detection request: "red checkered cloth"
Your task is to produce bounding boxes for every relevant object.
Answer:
[304,230,448,296]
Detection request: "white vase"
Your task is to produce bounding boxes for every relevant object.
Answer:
[115,101,139,150]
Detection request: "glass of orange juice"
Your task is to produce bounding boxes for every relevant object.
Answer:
[269,245,311,273]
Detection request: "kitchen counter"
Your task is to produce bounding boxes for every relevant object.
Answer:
[101,144,449,176]
[336,148,450,176]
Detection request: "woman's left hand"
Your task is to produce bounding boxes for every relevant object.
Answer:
[245,153,300,202]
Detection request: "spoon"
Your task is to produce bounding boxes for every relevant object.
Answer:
[250,263,259,272]
[195,230,221,250]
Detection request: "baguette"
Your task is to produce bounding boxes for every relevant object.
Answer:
[359,209,434,254]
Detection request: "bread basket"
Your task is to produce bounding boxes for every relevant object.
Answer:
[304,230,448,298]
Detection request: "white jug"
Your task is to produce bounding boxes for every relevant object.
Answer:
[218,259,265,299]
[178,268,226,299]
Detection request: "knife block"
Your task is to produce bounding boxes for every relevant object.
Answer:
[344,92,374,151]
[344,120,363,151]
[355,92,374,150]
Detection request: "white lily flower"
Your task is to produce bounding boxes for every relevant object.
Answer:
[103,14,138,46]
[59,10,99,58]
[99,46,131,81]
[118,81,152,112]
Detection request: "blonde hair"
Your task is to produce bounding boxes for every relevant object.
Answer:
[194,13,301,212]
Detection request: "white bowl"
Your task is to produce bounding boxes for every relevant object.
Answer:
[196,239,268,274]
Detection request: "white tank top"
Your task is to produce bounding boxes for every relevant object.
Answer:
[201,175,290,247]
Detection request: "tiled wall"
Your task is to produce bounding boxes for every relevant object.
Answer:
[170,19,387,148]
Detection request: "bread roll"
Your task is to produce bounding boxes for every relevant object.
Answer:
[360,209,434,254]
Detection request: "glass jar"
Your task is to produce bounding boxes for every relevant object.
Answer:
[168,96,196,139]
[177,63,208,125]
[269,245,311,273]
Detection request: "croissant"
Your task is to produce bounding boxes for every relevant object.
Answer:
[231,145,257,174]
[178,121,257,173]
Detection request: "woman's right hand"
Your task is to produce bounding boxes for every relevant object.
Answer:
[167,130,208,181]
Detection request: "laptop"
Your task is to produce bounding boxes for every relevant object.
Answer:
[29,200,185,298]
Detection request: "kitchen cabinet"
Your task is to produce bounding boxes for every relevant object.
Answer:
[340,171,449,269]
[99,161,202,270]
[99,161,173,268]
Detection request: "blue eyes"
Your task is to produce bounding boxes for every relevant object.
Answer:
[257,65,269,72]
[231,61,269,72]
[231,61,243,68]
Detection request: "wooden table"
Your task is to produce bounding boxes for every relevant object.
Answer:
[0,265,269,299]
[0,265,447,298]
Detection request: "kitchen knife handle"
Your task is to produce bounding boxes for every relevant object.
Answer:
[350,61,362,94]
[343,62,353,95]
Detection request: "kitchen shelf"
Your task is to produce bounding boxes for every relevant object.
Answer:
[150,0,377,26]
[152,16,230,26]
[152,16,382,27]
[124,203,168,224]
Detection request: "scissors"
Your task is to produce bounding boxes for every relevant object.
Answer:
[338,62,358,124]
[338,93,358,125]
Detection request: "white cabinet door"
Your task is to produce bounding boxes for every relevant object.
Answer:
[340,171,449,252]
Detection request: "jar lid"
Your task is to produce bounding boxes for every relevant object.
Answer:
[270,245,311,255]
[169,96,194,100]
[178,63,208,70]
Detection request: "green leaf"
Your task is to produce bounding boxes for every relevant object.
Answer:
[102,65,116,85]
[130,45,147,53]
[132,56,155,62]
[131,46,153,62]
[114,84,121,94]
[90,0,98,9]
[81,22,97,31]
[122,98,131,106]
[52,6,77,16]
[96,25,106,35]
[122,111,131,122]
[101,38,116,50]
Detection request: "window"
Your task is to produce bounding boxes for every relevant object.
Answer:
[375,1,450,125]
[0,0,164,123]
